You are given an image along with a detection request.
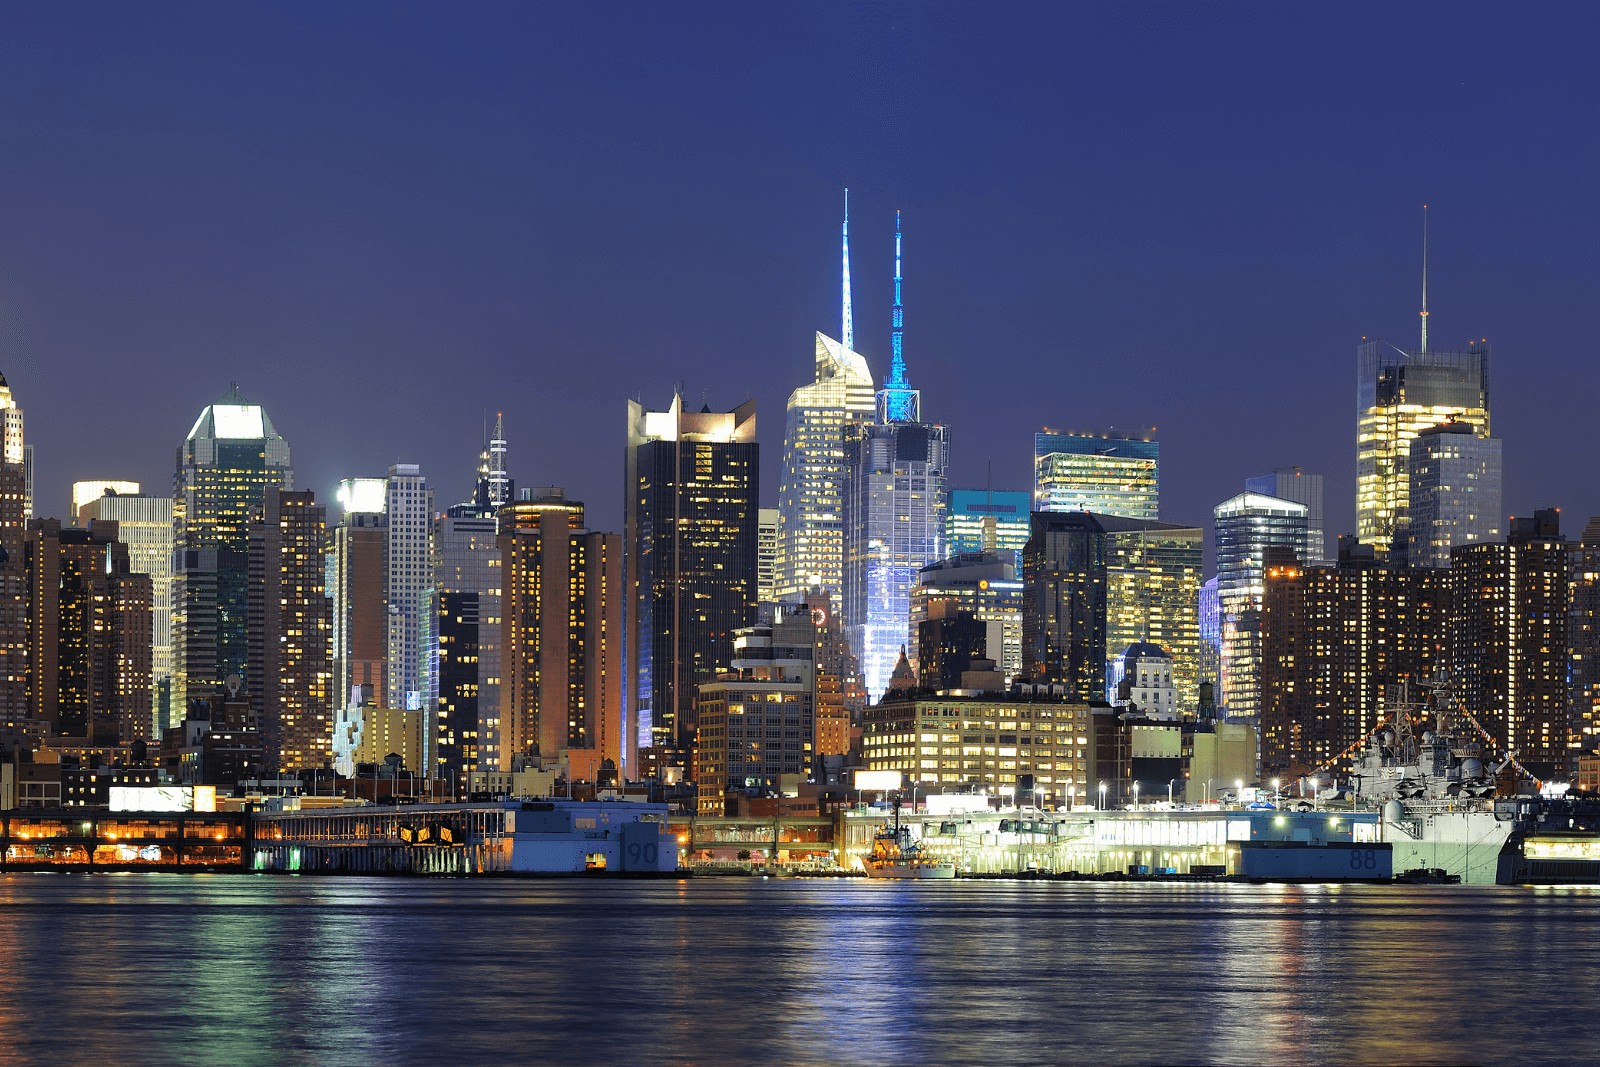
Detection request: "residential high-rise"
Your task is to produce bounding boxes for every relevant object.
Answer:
[247,488,333,772]
[330,478,387,710]
[499,488,622,780]
[77,490,175,733]
[172,385,292,718]
[1260,541,1451,778]
[757,507,780,604]
[1244,468,1326,564]
[1096,516,1203,715]
[1034,430,1158,520]
[694,605,817,815]
[1451,510,1569,779]
[1213,492,1308,719]
[435,500,502,787]
[0,459,26,716]
[1406,420,1503,567]
[625,394,758,778]
[842,212,948,699]
[945,489,1031,572]
[909,552,1023,682]
[25,519,152,741]
[1570,518,1600,756]
[1022,510,1107,701]
[384,464,433,718]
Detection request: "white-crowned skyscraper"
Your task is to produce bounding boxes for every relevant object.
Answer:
[1214,491,1308,719]
[1406,419,1502,567]
[774,194,877,608]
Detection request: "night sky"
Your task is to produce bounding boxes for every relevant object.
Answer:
[2,4,1595,553]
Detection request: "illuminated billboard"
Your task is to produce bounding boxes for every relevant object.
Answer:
[853,770,903,792]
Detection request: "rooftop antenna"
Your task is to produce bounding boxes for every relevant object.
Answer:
[841,189,854,351]
[1419,203,1430,355]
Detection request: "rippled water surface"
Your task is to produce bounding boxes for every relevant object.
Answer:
[0,874,1595,1065]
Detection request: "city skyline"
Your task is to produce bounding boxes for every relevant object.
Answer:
[1,7,1595,550]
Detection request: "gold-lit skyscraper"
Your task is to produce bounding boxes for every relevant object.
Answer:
[499,488,622,780]
[1356,340,1490,554]
[1097,516,1203,715]
[248,488,332,771]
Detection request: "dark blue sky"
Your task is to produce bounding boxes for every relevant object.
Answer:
[2,4,1595,548]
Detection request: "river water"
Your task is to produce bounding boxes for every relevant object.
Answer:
[0,874,1593,1065]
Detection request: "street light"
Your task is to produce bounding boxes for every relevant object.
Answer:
[1271,777,1281,807]
[1309,777,1320,811]
[1098,781,1108,811]
[1132,781,1140,809]
[1067,783,1077,811]
[1167,779,1177,806]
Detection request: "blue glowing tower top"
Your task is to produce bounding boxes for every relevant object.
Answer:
[841,189,854,352]
[877,210,920,423]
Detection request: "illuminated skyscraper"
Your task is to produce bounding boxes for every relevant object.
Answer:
[1244,468,1325,565]
[384,464,434,722]
[843,215,947,699]
[78,490,175,732]
[774,333,875,606]
[945,489,1030,572]
[248,488,333,771]
[1406,420,1502,567]
[330,478,387,710]
[1569,518,1600,755]
[172,385,292,718]
[1214,492,1308,719]
[434,501,501,785]
[499,488,622,780]
[1356,217,1491,555]
[25,519,152,741]
[625,394,758,778]
[1034,430,1158,519]
[1097,516,1203,714]
[1022,510,1107,701]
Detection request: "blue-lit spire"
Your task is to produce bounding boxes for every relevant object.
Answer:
[877,209,920,423]
[841,189,854,351]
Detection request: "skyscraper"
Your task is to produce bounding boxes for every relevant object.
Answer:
[172,385,292,718]
[330,478,387,710]
[1034,430,1159,519]
[1213,492,1308,719]
[1244,468,1326,565]
[0,456,25,717]
[1569,518,1600,757]
[842,212,948,700]
[1097,515,1203,714]
[78,490,175,733]
[435,500,502,786]
[499,488,623,780]
[247,488,333,772]
[945,489,1031,572]
[25,519,152,741]
[384,464,433,717]
[1022,510,1107,701]
[1406,420,1503,567]
[625,393,758,778]
[1357,211,1493,555]
[1452,510,1569,779]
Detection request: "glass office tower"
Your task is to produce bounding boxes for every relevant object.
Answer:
[945,489,1031,572]
[1214,492,1308,719]
[1356,340,1490,554]
[1034,430,1158,520]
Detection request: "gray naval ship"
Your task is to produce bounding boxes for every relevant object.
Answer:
[1346,682,1600,885]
